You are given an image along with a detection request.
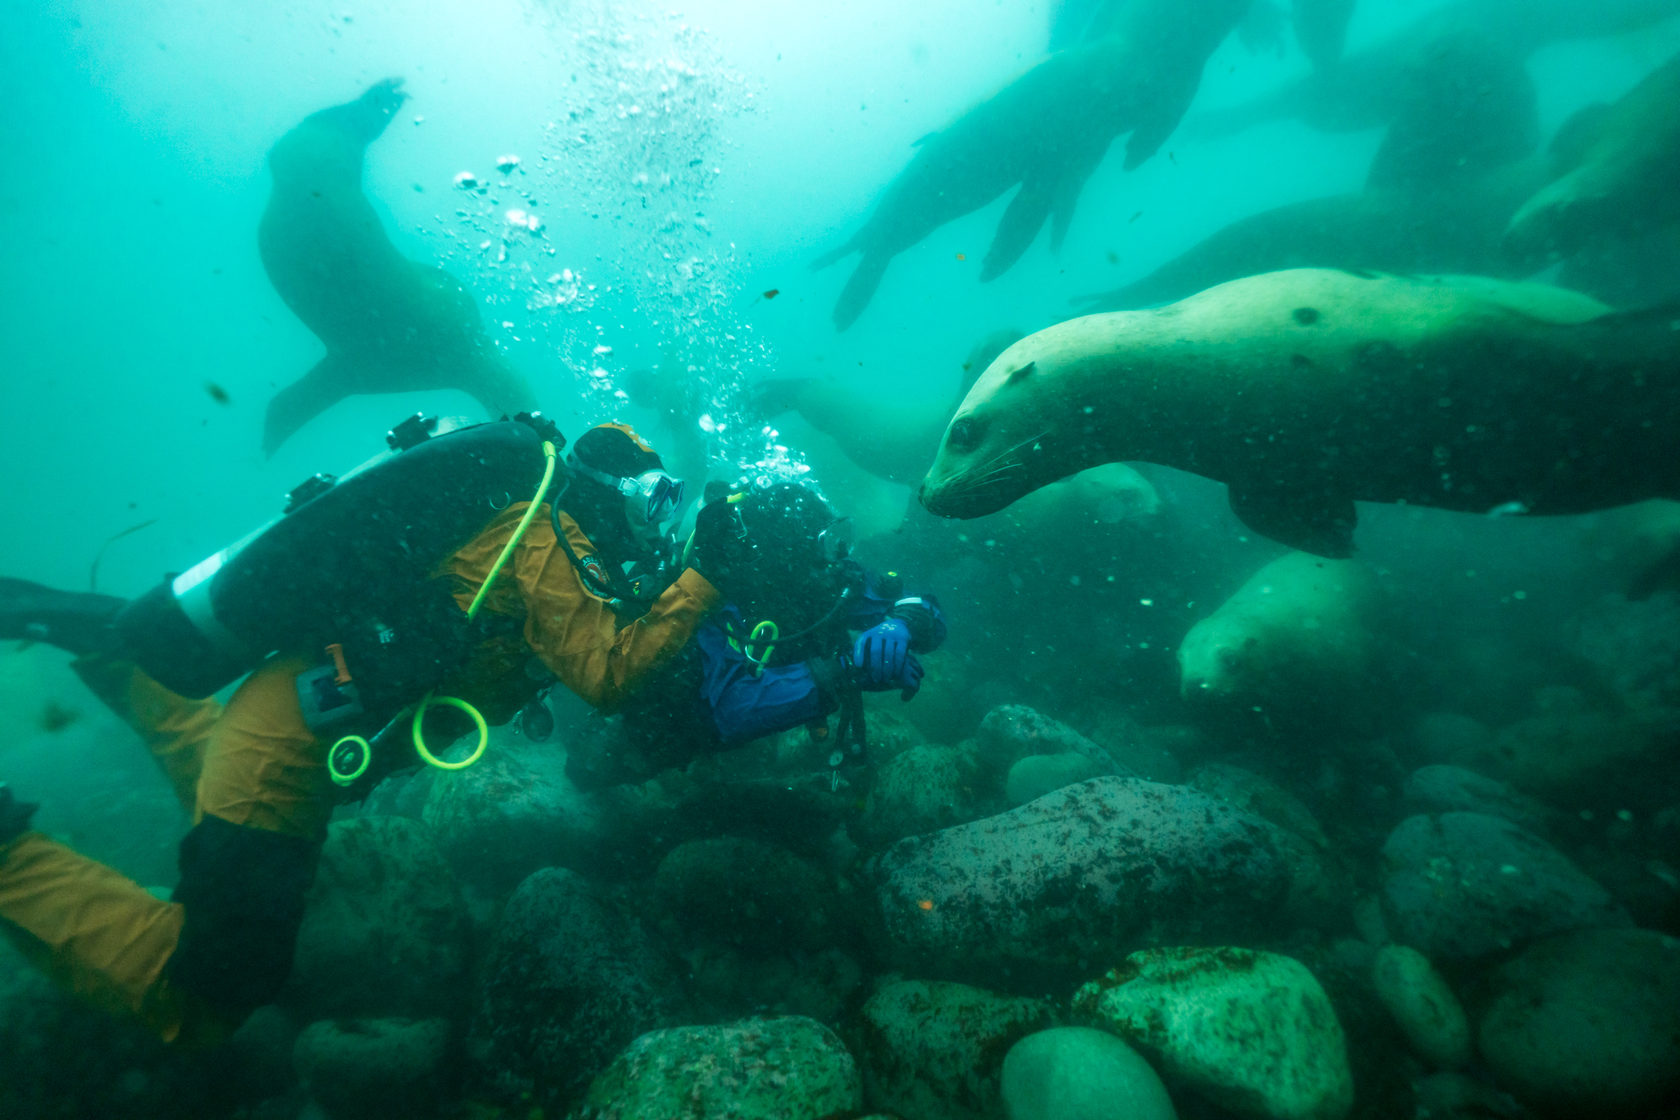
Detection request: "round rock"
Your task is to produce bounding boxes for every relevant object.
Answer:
[1001,1027,1177,1120]
[856,979,1055,1120]
[1379,812,1628,961]
[1074,946,1352,1120]
[876,777,1289,984]
[1370,944,1470,1071]
[573,1015,863,1119]
[1478,927,1680,1118]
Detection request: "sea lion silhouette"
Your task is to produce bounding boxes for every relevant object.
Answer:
[258,78,536,454]
[813,0,1251,331]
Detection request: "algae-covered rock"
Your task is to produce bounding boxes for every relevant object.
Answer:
[1370,944,1470,1071]
[855,979,1055,1120]
[876,777,1289,983]
[474,867,681,1114]
[285,815,470,1020]
[1401,765,1556,833]
[1379,812,1628,961]
[1478,927,1680,1118]
[422,734,606,891]
[293,1016,451,1120]
[653,835,845,953]
[1189,762,1344,927]
[975,705,1129,777]
[1004,752,1105,807]
[573,1015,863,1119]
[1073,946,1352,1120]
[855,743,985,848]
[1000,1027,1177,1120]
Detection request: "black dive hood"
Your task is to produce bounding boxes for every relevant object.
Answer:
[117,413,563,699]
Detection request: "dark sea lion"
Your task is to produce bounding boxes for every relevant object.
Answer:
[1194,0,1680,142]
[920,269,1680,558]
[258,79,536,454]
[814,0,1251,331]
[1504,51,1680,261]
[1075,159,1550,312]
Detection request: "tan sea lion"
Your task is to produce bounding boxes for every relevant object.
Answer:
[920,268,1680,557]
[259,79,536,454]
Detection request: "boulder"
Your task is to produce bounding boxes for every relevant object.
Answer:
[856,744,985,848]
[1409,712,1495,767]
[1004,752,1105,807]
[876,777,1289,984]
[975,705,1129,778]
[1370,944,1470,1071]
[573,1015,863,1119]
[1478,927,1680,1118]
[1189,763,1344,927]
[421,735,606,891]
[473,867,682,1114]
[1074,947,1352,1120]
[1000,1027,1177,1120]
[293,1017,452,1120]
[653,836,847,953]
[1379,812,1629,961]
[1401,765,1555,833]
[285,816,470,1020]
[855,979,1055,1120]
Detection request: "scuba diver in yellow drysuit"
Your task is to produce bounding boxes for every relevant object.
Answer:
[0,415,747,1043]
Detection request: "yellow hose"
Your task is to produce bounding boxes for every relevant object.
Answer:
[414,439,557,770]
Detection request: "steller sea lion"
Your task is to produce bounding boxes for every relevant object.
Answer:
[1193,0,1680,144]
[258,78,536,455]
[1504,51,1680,262]
[919,268,1680,558]
[1073,160,1550,312]
[813,0,1251,331]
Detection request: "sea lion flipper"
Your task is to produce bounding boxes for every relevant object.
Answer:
[461,350,538,420]
[1228,478,1357,558]
[263,356,353,457]
[981,180,1055,282]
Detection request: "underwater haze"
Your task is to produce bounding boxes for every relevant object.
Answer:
[3,0,1680,1117]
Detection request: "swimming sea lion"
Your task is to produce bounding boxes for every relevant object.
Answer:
[1074,159,1549,312]
[920,268,1680,558]
[258,79,536,454]
[1194,0,1680,143]
[1177,550,1390,723]
[1504,52,1680,261]
[813,0,1250,331]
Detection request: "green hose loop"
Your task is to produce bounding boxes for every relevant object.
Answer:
[413,437,556,773]
[745,620,778,676]
[411,692,489,771]
[327,735,372,786]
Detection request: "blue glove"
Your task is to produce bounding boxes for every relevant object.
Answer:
[891,596,947,652]
[851,618,924,699]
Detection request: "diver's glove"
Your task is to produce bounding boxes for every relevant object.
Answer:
[686,491,752,599]
[0,783,39,846]
[850,618,924,700]
[889,596,946,653]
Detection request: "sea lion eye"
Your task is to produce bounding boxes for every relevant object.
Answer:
[947,416,983,453]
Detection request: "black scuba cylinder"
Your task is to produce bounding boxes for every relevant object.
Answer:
[117,415,560,699]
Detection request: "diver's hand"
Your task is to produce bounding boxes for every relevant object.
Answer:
[851,619,923,699]
[890,596,946,653]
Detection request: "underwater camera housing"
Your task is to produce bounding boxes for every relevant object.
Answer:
[116,413,564,698]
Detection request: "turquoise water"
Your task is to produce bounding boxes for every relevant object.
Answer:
[3,2,1680,1117]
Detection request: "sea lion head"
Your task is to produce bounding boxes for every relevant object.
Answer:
[919,322,1105,518]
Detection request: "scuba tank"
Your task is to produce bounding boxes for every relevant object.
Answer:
[117,413,565,700]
